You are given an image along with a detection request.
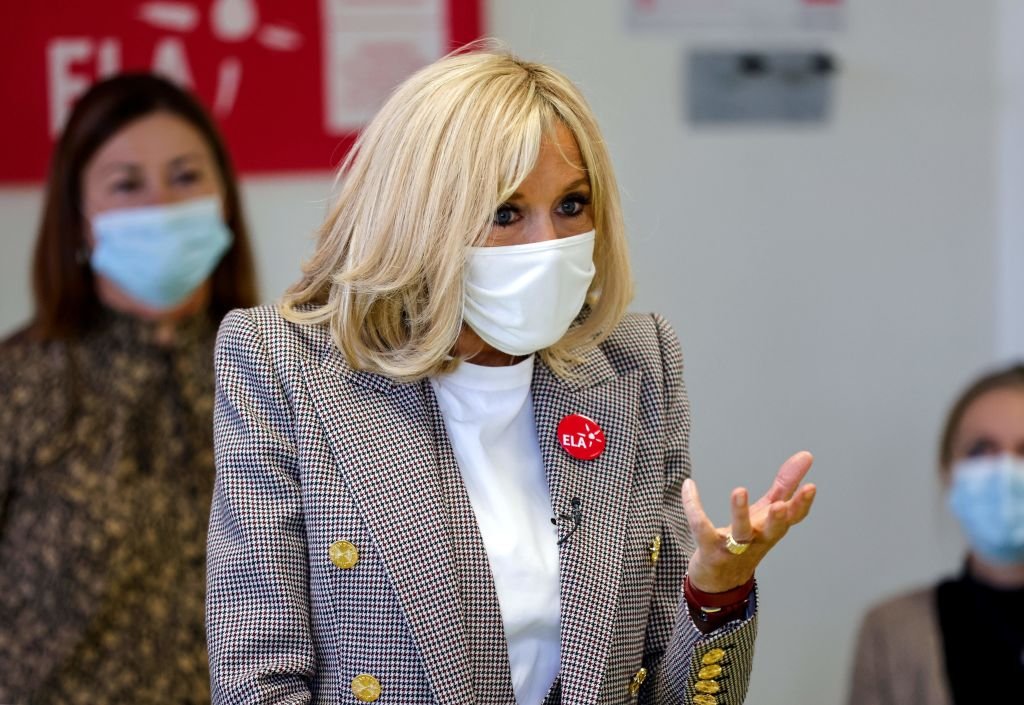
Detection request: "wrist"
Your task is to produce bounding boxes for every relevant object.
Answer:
[684,573,755,609]
[684,574,755,632]
[685,551,756,594]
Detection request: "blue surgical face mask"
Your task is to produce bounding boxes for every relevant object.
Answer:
[947,454,1024,564]
[90,195,232,309]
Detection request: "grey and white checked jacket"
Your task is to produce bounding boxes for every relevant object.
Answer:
[207,306,758,705]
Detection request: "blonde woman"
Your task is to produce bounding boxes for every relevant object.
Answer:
[207,50,817,705]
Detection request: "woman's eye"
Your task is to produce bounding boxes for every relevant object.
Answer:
[558,194,590,217]
[965,439,998,458]
[111,179,142,194]
[172,169,202,186]
[493,204,518,227]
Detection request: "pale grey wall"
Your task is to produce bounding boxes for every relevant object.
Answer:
[0,2,1009,703]
[488,1,998,703]
[997,0,1024,360]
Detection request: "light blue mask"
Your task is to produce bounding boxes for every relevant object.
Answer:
[947,455,1024,564]
[90,195,232,309]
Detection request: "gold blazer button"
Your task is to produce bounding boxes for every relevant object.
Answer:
[697,664,723,680]
[628,667,648,696]
[649,535,662,565]
[693,694,718,705]
[330,541,359,569]
[351,673,381,702]
[695,679,721,694]
[701,648,726,665]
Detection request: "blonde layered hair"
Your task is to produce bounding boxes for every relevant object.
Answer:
[281,49,634,382]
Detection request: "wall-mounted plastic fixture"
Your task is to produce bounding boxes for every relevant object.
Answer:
[688,50,839,125]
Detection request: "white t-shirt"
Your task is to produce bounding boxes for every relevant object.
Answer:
[429,356,560,705]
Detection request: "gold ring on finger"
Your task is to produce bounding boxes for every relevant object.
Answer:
[725,533,750,556]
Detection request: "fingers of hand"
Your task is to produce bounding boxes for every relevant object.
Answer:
[688,477,815,564]
[755,451,814,509]
[759,484,816,542]
[786,483,817,525]
[762,501,790,541]
[729,488,753,542]
[681,478,719,544]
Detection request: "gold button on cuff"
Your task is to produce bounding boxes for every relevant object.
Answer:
[628,667,648,697]
[693,694,718,705]
[697,664,722,680]
[330,541,359,570]
[695,680,721,694]
[701,648,726,665]
[351,674,381,702]
[649,535,662,565]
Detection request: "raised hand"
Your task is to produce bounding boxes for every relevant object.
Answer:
[681,451,816,593]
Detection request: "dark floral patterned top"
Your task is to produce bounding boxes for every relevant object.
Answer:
[0,309,217,705]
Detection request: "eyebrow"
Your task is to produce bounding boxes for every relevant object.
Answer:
[97,162,141,177]
[168,152,204,168]
[96,152,204,177]
[507,177,591,202]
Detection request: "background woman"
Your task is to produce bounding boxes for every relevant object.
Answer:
[0,73,256,704]
[848,363,1024,704]
[207,50,815,704]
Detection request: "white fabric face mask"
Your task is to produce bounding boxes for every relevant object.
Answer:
[463,230,596,356]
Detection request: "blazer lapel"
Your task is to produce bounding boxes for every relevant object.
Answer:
[533,354,641,705]
[304,350,479,704]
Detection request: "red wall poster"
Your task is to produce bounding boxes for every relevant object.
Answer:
[0,0,484,183]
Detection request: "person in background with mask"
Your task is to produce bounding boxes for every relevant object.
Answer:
[207,49,816,705]
[0,73,257,704]
[848,363,1024,705]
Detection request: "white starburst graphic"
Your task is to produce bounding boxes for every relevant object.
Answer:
[137,0,303,116]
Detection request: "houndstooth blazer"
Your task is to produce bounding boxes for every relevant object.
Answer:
[207,306,758,705]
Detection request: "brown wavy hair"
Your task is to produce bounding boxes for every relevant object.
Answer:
[29,73,257,339]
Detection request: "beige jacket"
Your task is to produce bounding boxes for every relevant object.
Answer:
[847,587,952,705]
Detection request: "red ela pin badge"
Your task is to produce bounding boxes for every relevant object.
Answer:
[557,414,606,461]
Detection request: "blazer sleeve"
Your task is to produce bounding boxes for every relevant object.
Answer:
[207,309,315,704]
[646,313,759,705]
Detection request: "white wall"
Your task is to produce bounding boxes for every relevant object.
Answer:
[997,0,1024,361]
[0,187,43,333]
[0,2,1008,703]
[489,1,996,703]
